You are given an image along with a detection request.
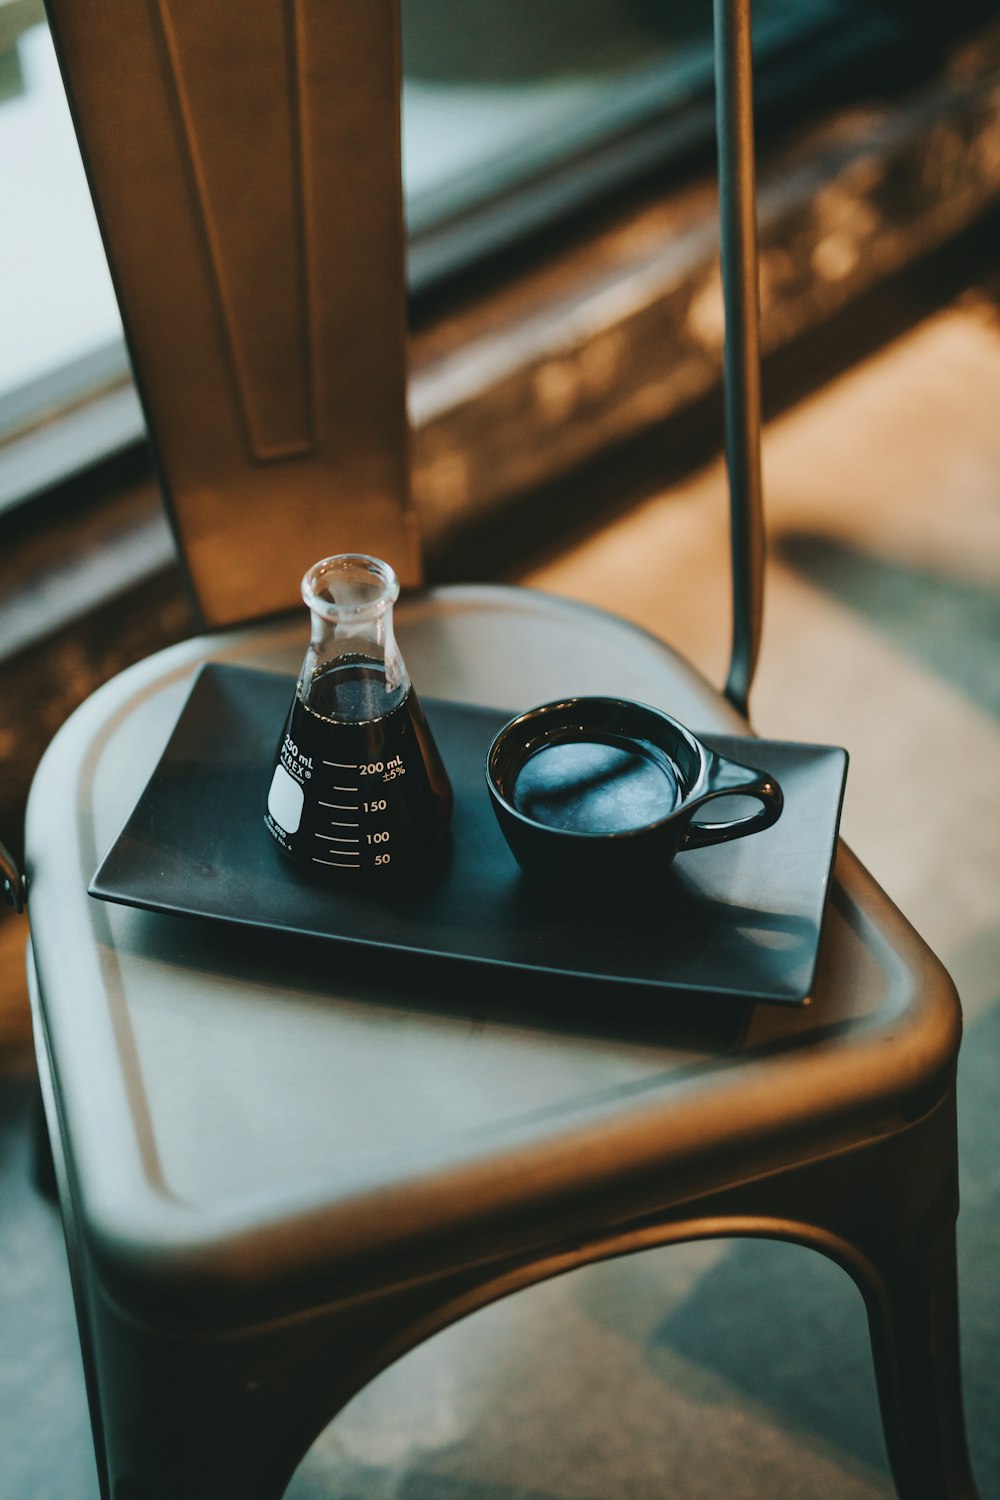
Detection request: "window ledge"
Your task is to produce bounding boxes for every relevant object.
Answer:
[408,18,1000,544]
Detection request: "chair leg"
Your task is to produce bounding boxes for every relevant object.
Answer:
[668,1086,978,1500]
[813,1086,976,1500]
[84,1268,507,1500]
[858,1206,976,1500]
[86,1303,320,1500]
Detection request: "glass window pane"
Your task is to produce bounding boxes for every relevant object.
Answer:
[0,21,126,440]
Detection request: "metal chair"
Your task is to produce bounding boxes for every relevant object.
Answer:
[21,3,978,1496]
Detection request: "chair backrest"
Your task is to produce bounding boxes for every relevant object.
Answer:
[46,0,765,716]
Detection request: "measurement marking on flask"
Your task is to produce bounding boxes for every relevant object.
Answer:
[319,801,357,810]
[315,833,360,844]
[328,820,359,827]
[323,760,359,769]
[333,785,358,793]
[313,856,359,868]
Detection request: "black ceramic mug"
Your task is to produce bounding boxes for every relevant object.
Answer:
[486,697,783,891]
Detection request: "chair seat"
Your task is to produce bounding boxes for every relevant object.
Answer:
[25,584,959,1332]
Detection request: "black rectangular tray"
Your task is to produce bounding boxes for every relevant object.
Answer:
[90,663,848,1006]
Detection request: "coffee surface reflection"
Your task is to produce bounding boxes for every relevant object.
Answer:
[512,739,680,834]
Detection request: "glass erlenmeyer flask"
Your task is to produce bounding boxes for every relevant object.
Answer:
[265,554,452,878]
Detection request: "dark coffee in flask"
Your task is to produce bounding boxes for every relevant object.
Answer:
[265,556,452,878]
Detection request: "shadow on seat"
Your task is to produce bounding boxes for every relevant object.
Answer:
[22,2,979,1497]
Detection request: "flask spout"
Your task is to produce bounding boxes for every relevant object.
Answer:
[299,554,409,723]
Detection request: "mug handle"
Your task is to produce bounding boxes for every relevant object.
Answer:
[682,750,783,850]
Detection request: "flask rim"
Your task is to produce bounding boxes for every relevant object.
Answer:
[301,554,401,623]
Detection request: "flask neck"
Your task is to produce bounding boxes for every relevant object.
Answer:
[297,555,409,720]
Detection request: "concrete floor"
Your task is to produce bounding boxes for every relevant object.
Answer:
[1,290,998,1496]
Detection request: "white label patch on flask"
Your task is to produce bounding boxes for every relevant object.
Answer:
[267,764,304,833]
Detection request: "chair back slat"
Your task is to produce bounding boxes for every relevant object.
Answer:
[45,0,421,629]
[714,0,766,720]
